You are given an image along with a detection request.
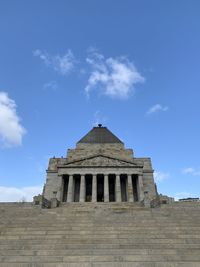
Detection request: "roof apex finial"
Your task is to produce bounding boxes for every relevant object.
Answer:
[98,123,102,128]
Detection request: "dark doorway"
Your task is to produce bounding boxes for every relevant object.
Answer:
[97,174,104,202]
[120,174,127,202]
[85,174,92,202]
[132,175,138,201]
[73,175,80,202]
[109,174,115,202]
[62,175,69,202]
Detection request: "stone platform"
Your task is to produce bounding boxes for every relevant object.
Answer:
[0,202,200,266]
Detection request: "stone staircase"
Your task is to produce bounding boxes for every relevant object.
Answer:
[0,202,200,267]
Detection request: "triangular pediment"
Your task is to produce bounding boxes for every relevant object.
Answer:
[65,155,136,167]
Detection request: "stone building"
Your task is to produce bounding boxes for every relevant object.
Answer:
[43,124,157,204]
[2,125,200,266]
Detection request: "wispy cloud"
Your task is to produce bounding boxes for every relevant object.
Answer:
[0,185,42,202]
[33,49,76,75]
[182,167,200,176]
[146,104,169,115]
[93,111,108,126]
[85,50,145,99]
[43,81,58,91]
[0,91,26,147]
[154,171,170,183]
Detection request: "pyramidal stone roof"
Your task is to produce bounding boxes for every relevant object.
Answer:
[77,124,124,144]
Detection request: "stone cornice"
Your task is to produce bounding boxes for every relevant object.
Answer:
[58,165,143,169]
[143,169,154,173]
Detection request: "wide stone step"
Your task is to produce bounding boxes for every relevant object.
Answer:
[0,238,200,245]
[1,234,200,240]
[1,243,200,250]
[2,229,200,235]
[1,253,200,263]
[0,263,200,267]
[1,248,200,256]
[1,202,200,265]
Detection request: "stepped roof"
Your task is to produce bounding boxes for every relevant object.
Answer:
[77,124,123,144]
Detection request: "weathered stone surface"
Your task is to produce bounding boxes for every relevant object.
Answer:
[65,155,136,167]
[43,126,157,202]
[0,202,200,265]
[10,125,197,266]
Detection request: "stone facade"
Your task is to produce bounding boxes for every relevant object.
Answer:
[43,125,157,204]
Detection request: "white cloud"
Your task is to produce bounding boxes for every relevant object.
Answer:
[146,104,169,115]
[0,92,26,146]
[154,171,170,183]
[43,81,58,91]
[85,51,145,99]
[173,192,199,201]
[182,167,200,176]
[33,49,50,65]
[33,49,75,75]
[0,185,42,202]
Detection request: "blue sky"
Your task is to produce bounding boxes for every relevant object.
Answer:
[0,0,200,201]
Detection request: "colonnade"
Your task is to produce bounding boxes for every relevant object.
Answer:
[62,173,144,203]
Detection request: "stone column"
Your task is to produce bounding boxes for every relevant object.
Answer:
[138,174,144,201]
[115,174,121,202]
[92,174,97,202]
[67,175,73,202]
[127,174,134,202]
[80,175,85,202]
[104,174,109,202]
[57,175,63,202]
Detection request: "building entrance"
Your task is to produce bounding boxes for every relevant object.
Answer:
[73,175,80,202]
[121,174,127,202]
[62,175,69,202]
[109,174,115,201]
[97,174,104,202]
[85,174,92,202]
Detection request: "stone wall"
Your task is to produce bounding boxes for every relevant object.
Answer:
[43,143,156,203]
[43,172,62,201]
[67,143,134,162]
